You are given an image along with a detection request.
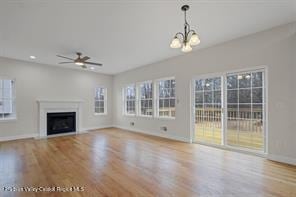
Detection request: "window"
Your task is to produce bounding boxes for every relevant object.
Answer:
[95,87,107,115]
[157,78,176,118]
[124,84,136,115]
[0,79,16,120]
[139,81,153,116]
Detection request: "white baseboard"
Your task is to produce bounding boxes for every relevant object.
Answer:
[0,126,114,142]
[267,154,296,166]
[80,125,114,133]
[0,133,38,142]
[113,125,190,143]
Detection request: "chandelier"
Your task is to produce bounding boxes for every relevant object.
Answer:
[170,5,200,52]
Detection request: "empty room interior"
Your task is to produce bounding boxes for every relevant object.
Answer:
[0,0,296,196]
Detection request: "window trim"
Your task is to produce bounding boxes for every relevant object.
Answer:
[123,83,137,116]
[155,77,176,119]
[0,77,17,122]
[138,80,153,117]
[94,86,107,116]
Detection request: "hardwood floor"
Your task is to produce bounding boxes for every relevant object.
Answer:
[0,128,295,197]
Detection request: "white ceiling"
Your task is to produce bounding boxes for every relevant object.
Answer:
[0,0,295,75]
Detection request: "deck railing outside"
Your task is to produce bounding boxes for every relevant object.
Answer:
[195,107,263,150]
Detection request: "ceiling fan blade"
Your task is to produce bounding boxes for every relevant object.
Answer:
[57,55,75,61]
[84,62,103,66]
[59,62,73,64]
[81,56,90,62]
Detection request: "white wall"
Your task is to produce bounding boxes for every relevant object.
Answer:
[293,32,296,139]
[0,57,113,138]
[113,23,296,163]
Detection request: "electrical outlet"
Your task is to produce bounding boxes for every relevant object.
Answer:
[130,122,135,126]
[161,126,167,131]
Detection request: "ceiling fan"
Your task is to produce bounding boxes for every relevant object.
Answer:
[57,52,102,69]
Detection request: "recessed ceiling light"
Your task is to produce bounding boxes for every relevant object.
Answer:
[90,66,95,70]
[30,55,36,59]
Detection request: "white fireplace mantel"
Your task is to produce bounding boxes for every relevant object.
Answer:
[37,100,83,138]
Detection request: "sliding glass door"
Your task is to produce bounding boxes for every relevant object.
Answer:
[226,71,265,150]
[194,76,223,145]
[193,69,265,152]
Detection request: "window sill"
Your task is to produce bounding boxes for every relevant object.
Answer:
[138,115,153,119]
[0,118,17,122]
[124,114,136,117]
[94,113,107,116]
[156,116,176,120]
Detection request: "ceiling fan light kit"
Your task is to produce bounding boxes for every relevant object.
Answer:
[170,5,201,52]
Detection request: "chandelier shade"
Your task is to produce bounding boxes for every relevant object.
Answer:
[170,5,200,52]
[170,37,182,48]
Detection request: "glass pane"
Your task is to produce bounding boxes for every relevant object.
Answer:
[0,99,3,112]
[227,75,237,89]
[2,99,13,113]
[195,77,222,145]
[148,100,152,107]
[204,91,212,104]
[126,85,136,99]
[170,99,175,107]
[252,72,263,87]
[253,104,263,120]
[165,89,170,98]
[159,99,164,108]
[171,80,175,88]
[159,87,164,98]
[3,88,11,99]
[227,90,238,104]
[239,89,251,103]
[195,104,203,117]
[96,88,105,100]
[227,104,238,119]
[204,78,213,91]
[164,80,170,88]
[3,80,12,89]
[164,99,169,108]
[95,101,100,108]
[171,88,175,97]
[195,79,203,91]
[239,104,251,119]
[213,91,221,104]
[238,73,251,88]
[213,77,221,90]
[227,123,238,146]
[195,92,203,103]
[252,88,263,103]
[227,71,264,151]
[250,120,263,149]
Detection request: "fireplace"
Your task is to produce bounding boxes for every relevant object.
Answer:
[47,112,76,135]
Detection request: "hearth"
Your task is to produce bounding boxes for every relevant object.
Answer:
[47,112,76,135]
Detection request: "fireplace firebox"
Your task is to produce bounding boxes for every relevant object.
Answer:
[47,112,76,135]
